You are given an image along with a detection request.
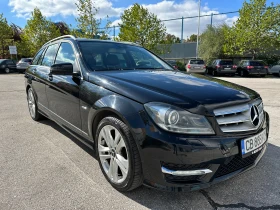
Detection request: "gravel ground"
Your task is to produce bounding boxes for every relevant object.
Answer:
[0,74,279,210]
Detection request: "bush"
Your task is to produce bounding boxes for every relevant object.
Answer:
[176,61,185,71]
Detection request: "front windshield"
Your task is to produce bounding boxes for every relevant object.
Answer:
[78,41,173,71]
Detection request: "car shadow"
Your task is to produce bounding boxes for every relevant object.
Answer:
[38,119,280,209]
[39,119,96,159]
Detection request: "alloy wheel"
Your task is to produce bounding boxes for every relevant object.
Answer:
[28,89,36,119]
[5,68,10,73]
[98,125,129,184]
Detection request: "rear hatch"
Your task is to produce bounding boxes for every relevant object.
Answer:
[219,60,234,70]
[6,60,16,69]
[249,61,265,70]
[17,58,32,68]
[189,60,205,70]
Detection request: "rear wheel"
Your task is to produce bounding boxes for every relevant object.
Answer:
[27,88,43,121]
[212,70,219,76]
[96,116,142,192]
[5,68,10,74]
[240,70,246,77]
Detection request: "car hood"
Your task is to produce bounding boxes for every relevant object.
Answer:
[88,70,259,114]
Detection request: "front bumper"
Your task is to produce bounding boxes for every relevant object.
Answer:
[139,111,269,192]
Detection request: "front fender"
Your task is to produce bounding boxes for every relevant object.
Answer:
[87,94,146,144]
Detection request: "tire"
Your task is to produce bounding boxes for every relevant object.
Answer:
[212,70,216,76]
[27,88,43,121]
[5,68,10,74]
[240,70,246,77]
[95,116,143,192]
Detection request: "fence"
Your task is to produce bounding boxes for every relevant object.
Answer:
[98,11,239,42]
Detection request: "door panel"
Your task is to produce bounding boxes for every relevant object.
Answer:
[45,42,83,132]
[46,75,81,129]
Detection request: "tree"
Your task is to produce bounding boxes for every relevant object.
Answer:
[118,3,167,54]
[187,34,197,42]
[198,24,230,64]
[54,22,70,35]
[224,0,280,59]
[160,33,181,44]
[0,13,13,58]
[20,8,61,56]
[75,0,111,39]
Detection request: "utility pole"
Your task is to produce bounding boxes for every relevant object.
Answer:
[210,13,213,27]
[196,0,201,59]
[181,17,184,43]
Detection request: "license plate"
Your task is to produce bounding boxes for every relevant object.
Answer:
[195,67,201,69]
[241,129,266,158]
[224,68,231,70]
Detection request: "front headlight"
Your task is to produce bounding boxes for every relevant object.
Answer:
[144,102,215,134]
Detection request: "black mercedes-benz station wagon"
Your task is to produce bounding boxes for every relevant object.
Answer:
[25,35,269,192]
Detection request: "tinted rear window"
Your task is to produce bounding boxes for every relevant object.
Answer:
[190,60,204,64]
[167,61,176,65]
[21,58,32,62]
[249,61,264,66]
[220,60,233,65]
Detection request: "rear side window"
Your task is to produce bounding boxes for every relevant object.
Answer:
[32,48,45,65]
[249,61,264,66]
[220,60,233,65]
[190,60,204,64]
[41,44,58,67]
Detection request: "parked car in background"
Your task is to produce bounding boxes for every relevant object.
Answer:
[0,59,17,73]
[17,58,33,73]
[166,60,178,69]
[207,59,236,76]
[237,60,268,77]
[25,35,269,192]
[185,59,206,74]
[268,61,280,77]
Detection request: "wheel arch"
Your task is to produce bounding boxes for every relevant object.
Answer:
[87,95,145,143]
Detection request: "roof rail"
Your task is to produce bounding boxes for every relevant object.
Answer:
[43,35,76,47]
[119,41,141,46]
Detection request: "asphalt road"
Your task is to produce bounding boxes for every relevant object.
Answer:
[0,74,280,210]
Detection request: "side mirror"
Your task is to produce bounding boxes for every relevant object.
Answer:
[50,63,73,75]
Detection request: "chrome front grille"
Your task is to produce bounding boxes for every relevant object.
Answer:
[214,99,264,133]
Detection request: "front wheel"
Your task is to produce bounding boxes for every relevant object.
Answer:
[96,116,142,192]
[5,68,10,74]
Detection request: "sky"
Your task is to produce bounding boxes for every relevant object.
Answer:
[0,0,279,39]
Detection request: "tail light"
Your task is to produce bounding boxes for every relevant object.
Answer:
[247,66,254,69]
[187,64,191,69]
[203,65,206,69]
[28,62,32,64]
[216,65,220,68]
[264,66,268,69]
[173,65,177,69]
[233,65,237,69]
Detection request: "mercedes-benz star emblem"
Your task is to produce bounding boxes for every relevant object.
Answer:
[250,105,259,126]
